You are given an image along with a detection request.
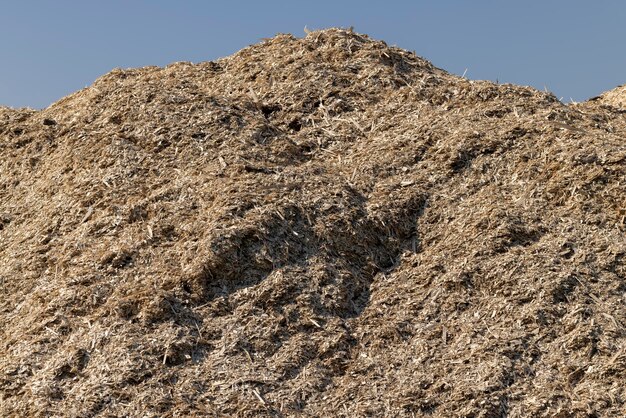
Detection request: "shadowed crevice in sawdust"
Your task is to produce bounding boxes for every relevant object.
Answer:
[186,190,427,319]
[1,28,626,417]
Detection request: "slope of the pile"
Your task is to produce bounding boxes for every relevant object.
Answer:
[589,84,626,110]
[1,29,625,417]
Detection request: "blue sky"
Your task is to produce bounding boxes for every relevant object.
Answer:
[1,1,625,109]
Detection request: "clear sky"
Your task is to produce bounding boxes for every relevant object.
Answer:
[1,1,625,109]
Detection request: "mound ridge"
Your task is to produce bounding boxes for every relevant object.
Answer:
[592,84,626,111]
[1,28,625,417]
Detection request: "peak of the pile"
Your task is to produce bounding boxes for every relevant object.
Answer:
[98,26,441,83]
[43,27,454,128]
[42,27,570,122]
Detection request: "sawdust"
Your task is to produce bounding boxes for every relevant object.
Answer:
[1,28,625,417]
[591,85,626,111]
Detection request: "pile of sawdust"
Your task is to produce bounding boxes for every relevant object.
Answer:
[1,29,625,417]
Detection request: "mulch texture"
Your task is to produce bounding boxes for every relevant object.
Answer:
[1,28,625,417]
